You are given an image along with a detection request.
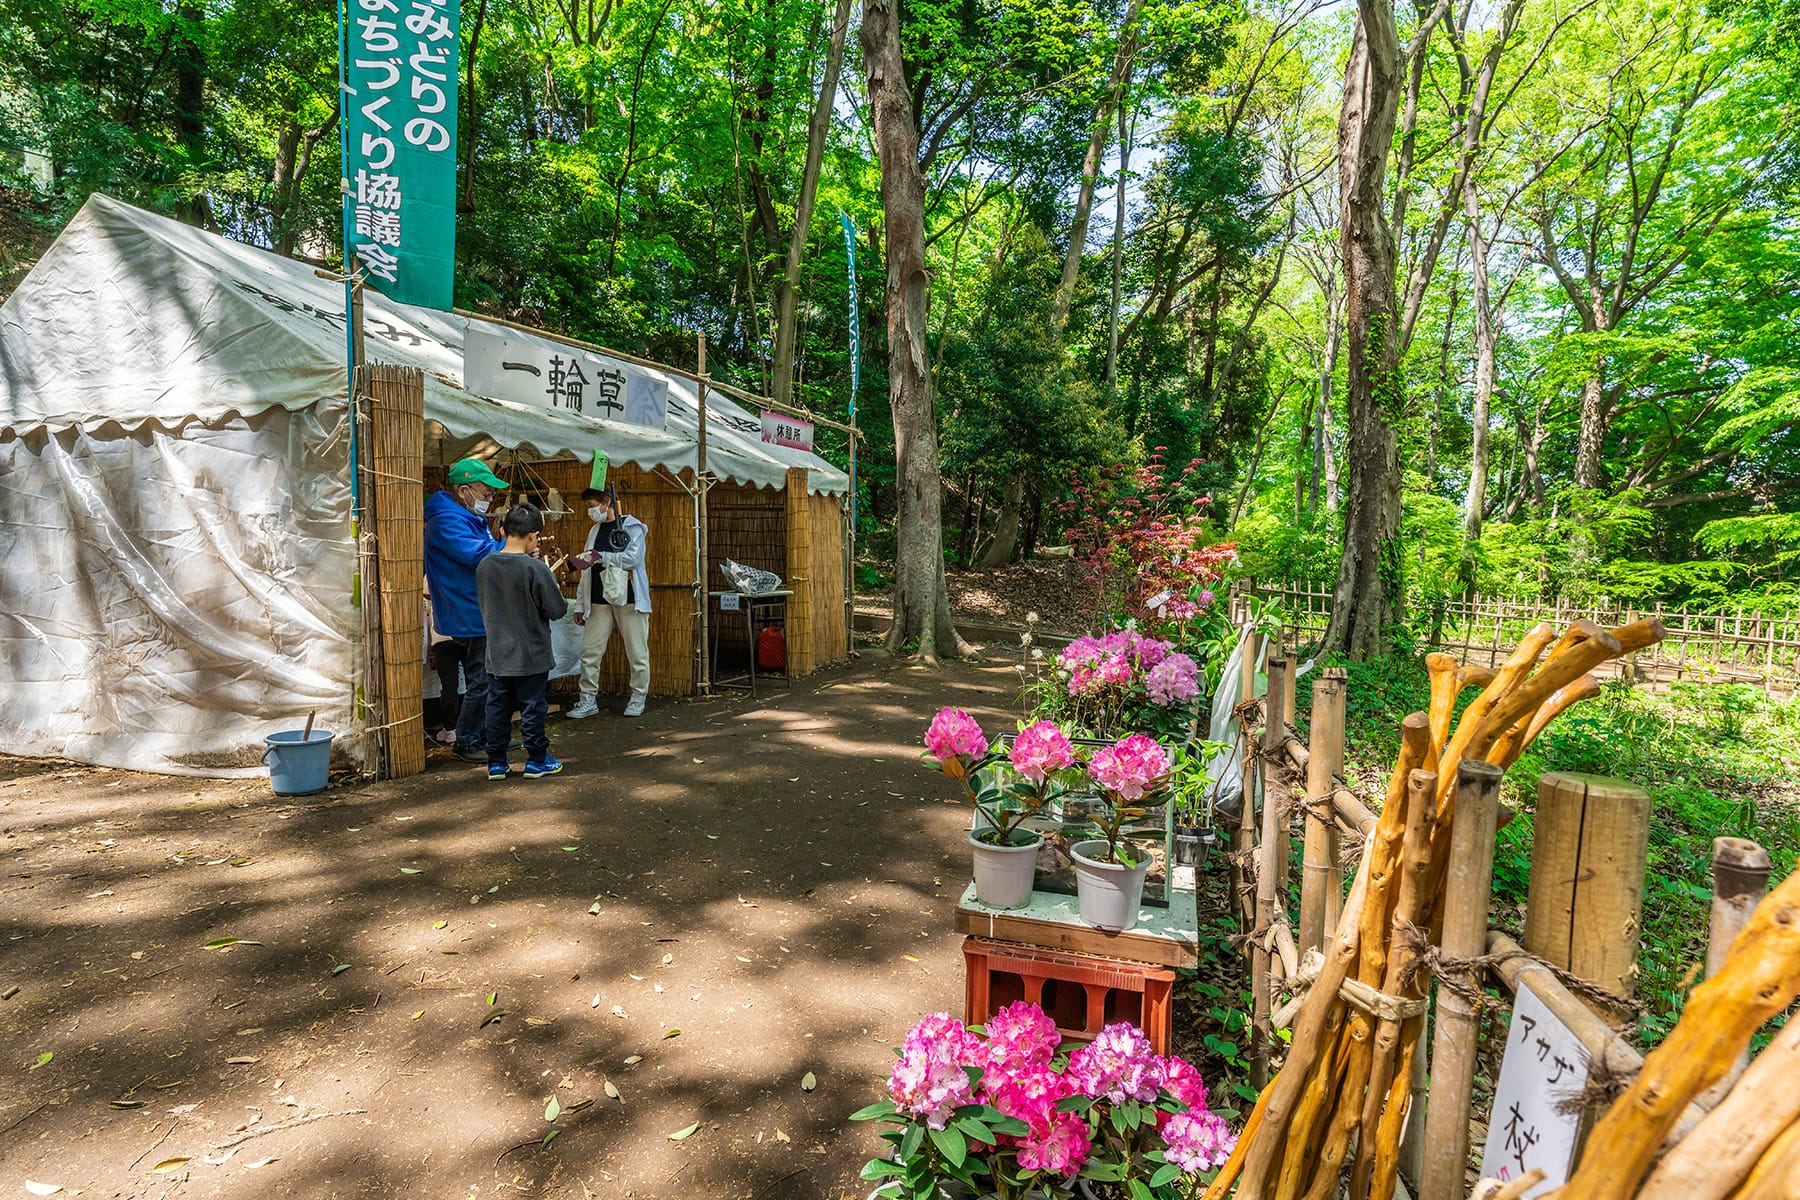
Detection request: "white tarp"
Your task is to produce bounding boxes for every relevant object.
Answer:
[0,193,849,494]
[0,406,355,776]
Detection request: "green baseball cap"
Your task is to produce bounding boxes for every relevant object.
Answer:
[447,458,508,489]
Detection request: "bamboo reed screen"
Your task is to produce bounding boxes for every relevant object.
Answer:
[805,484,848,667]
[708,481,787,673]
[365,363,426,778]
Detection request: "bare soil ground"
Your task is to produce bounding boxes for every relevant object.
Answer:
[1,654,1048,1200]
[858,561,1095,638]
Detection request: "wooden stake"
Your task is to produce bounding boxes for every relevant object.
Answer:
[1639,1013,1800,1200]
[1523,772,1651,1004]
[1549,868,1800,1200]
[1700,837,1773,1105]
[1417,761,1502,1200]
[1301,669,1347,952]
[1254,654,1292,1088]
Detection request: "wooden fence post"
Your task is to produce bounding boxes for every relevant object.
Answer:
[1699,836,1773,1105]
[783,466,815,677]
[1252,653,1290,1089]
[1299,668,1346,952]
[1418,760,1504,1200]
[1523,772,1653,1004]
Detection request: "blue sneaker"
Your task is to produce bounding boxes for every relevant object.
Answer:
[487,762,510,780]
[523,756,563,779]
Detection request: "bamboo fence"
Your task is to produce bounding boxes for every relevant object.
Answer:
[1244,580,1800,695]
[365,364,426,778]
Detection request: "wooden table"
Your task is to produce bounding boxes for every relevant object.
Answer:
[953,882,1201,970]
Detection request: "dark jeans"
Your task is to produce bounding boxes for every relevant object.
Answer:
[437,636,489,748]
[428,642,462,731]
[484,671,550,767]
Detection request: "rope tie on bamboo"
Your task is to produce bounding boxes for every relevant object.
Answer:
[1394,921,1645,1020]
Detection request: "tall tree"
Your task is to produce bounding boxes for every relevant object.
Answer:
[861,0,968,661]
[1322,0,1405,658]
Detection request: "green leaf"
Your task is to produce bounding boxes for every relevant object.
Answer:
[849,1100,900,1121]
[861,1159,907,1180]
[928,1123,967,1168]
[30,1051,52,1070]
[331,963,352,976]
[987,1113,1030,1137]
[1149,1164,1183,1188]
[1055,1094,1094,1114]
[1109,1105,1128,1135]
[433,920,448,929]
[952,1115,990,1145]
[487,992,497,1005]
[899,1122,924,1161]
[667,1121,699,1141]
[541,1128,560,1148]
[545,1097,561,1121]
[400,867,421,874]
[1128,1178,1156,1200]
[203,937,260,950]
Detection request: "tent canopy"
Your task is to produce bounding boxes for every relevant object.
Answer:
[0,193,849,495]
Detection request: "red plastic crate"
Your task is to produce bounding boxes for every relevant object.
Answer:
[962,936,1175,1054]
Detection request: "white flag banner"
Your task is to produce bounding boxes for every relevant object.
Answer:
[463,325,668,430]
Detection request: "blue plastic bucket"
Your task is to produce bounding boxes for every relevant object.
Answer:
[262,730,334,796]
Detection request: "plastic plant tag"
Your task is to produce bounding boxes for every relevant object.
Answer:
[590,451,608,491]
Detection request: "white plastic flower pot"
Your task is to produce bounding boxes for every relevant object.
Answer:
[1071,839,1150,932]
[968,829,1043,910]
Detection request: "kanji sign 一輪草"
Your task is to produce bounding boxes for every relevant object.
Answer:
[462,326,670,429]
[343,0,461,309]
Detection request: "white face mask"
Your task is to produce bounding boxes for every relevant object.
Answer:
[471,499,492,515]
[588,506,604,523]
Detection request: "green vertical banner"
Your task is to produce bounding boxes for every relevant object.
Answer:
[840,212,859,418]
[343,0,460,310]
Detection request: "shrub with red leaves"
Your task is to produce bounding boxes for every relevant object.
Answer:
[1055,450,1238,623]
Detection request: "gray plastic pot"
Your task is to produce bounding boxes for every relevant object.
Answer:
[1071,839,1150,931]
[968,829,1043,909]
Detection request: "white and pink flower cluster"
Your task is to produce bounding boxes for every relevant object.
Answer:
[884,1005,1236,1181]
[1057,630,1200,707]
[1008,720,1076,783]
[924,706,989,763]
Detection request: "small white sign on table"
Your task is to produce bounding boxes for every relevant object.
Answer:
[719,593,741,611]
[1478,980,1591,1197]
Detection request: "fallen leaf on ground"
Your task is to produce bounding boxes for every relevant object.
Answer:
[623,1055,642,1065]
[203,937,260,950]
[801,1072,817,1092]
[245,1157,276,1169]
[29,1052,51,1070]
[433,920,448,929]
[151,1157,191,1173]
[541,1129,560,1147]
[400,867,421,874]
[610,1005,627,1018]
[109,1099,147,1109]
[604,1081,620,1101]
[226,1056,259,1065]
[25,1181,63,1195]
[661,953,672,966]
[668,1122,699,1141]
[410,1010,424,1020]
[545,1098,561,1121]
[773,1129,791,1143]
[663,1029,681,1039]
[331,964,351,976]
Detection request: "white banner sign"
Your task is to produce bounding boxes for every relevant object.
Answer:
[1479,981,1590,1197]
[464,325,668,430]
[760,410,815,452]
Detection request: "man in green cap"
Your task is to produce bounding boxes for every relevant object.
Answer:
[425,457,508,761]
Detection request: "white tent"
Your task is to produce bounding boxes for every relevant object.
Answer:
[0,193,847,775]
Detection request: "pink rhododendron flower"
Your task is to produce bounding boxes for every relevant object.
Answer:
[1067,1023,1165,1105]
[924,708,988,762]
[1146,653,1200,706]
[887,1013,984,1130]
[1164,597,1200,621]
[983,1061,1068,1140]
[1009,722,1075,784]
[1162,1108,1236,1172]
[1197,589,1215,608]
[984,1001,1062,1073]
[1160,1054,1211,1114]
[1087,734,1172,801]
[1016,1112,1091,1177]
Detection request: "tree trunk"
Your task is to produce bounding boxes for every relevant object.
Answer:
[1105,80,1134,385]
[1464,180,1497,542]
[770,0,854,408]
[1574,356,1609,490]
[1428,277,1458,485]
[271,97,339,257]
[976,476,1024,568]
[1316,292,1342,515]
[861,0,967,662]
[1323,2,1405,661]
[174,1,210,228]
[1050,0,1144,331]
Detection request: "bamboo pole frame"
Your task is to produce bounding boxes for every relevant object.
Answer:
[1300,668,1347,952]
[1253,654,1291,1088]
[365,363,426,779]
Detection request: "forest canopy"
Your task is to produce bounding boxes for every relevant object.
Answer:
[2,0,1796,635]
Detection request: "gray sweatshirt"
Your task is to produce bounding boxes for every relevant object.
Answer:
[476,551,570,676]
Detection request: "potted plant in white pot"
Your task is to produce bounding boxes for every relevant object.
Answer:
[1070,734,1173,931]
[925,709,1077,910]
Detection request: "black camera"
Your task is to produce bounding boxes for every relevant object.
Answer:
[599,526,630,552]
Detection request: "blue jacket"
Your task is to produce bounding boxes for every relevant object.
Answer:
[424,489,501,638]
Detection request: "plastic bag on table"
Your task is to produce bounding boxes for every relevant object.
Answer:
[722,558,783,595]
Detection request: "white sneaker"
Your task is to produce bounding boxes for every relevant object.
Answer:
[566,695,600,720]
[623,693,647,718]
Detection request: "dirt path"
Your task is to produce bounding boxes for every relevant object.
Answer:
[1,654,1029,1200]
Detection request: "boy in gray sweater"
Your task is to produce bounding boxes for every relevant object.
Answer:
[476,503,570,778]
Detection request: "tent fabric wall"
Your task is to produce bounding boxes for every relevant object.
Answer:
[0,406,355,775]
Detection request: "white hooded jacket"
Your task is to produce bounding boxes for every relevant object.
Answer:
[575,514,652,616]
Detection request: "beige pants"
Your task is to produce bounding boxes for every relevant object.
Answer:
[579,605,650,695]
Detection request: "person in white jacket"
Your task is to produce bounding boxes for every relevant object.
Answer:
[567,485,653,718]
